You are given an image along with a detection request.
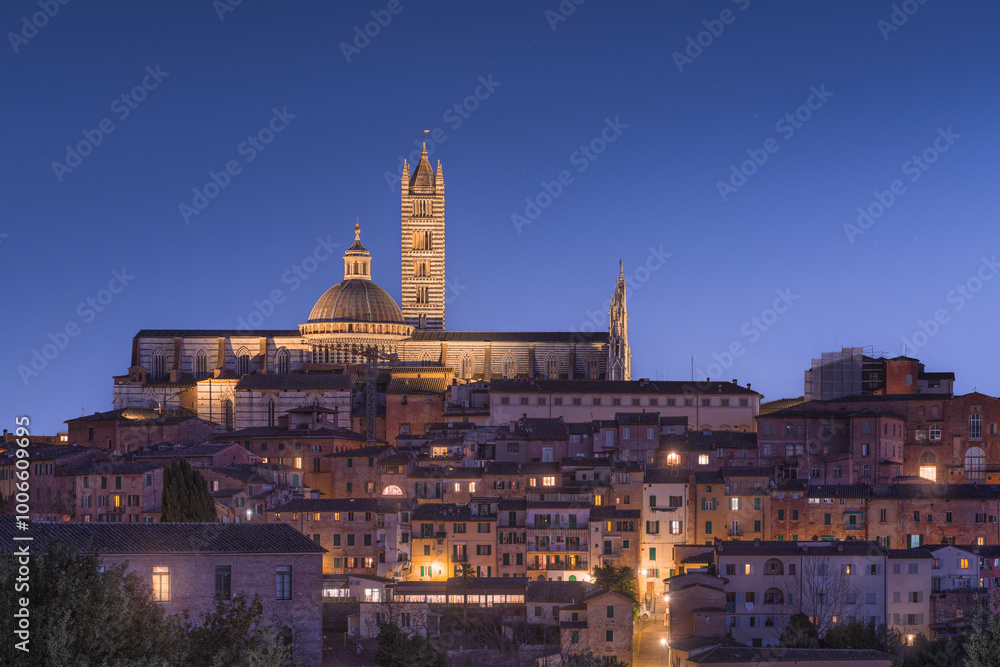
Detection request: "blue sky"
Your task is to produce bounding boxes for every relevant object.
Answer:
[3,0,999,434]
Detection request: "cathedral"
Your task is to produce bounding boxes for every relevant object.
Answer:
[112,145,631,431]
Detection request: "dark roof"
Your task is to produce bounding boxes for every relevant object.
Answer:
[0,516,324,554]
[612,461,644,473]
[134,443,242,459]
[498,498,527,511]
[489,379,759,396]
[661,415,688,426]
[327,445,392,459]
[716,540,885,558]
[224,425,365,440]
[235,373,355,391]
[407,467,481,480]
[589,507,641,520]
[681,553,715,564]
[526,501,591,510]
[387,378,448,395]
[0,444,88,463]
[484,461,521,476]
[691,647,894,664]
[208,466,273,484]
[920,371,955,380]
[411,504,471,521]
[411,331,609,343]
[887,548,933,559]
[616,412,659,425]
[872,483,1000,500]
[135,329,299,338]
[68,461,163,475]
[271,498,409,514]
[525,580,588,602]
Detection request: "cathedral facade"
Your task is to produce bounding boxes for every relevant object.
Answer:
[112,146,631,431]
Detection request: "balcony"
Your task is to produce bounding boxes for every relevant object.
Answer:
[452,554,469,562]
[527,561,590,572]
[528,528,588,537]
[527,543,588,554]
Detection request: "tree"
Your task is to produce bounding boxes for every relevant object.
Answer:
[591,563,637,603]
[0,539,292,666]
[184,594,293,667]
[794,556,859,637]
[779,612,819,649]
[822,618,901,653]
[375,621,447,667]
[161,459,217,522]
[457,561,476,628]
[0,538,183,666]
[965,592,1000,667]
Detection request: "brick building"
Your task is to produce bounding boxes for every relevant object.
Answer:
[0,517,325,667]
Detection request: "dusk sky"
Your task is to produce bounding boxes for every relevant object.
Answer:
[3,0,999,434]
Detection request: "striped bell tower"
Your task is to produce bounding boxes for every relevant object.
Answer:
[400,143,445,330]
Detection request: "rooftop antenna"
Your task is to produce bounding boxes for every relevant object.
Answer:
[691,351,694,382]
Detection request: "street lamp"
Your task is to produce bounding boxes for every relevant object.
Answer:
[660,637,667,666]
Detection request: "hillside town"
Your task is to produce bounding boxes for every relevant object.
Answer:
[4,162,998,665]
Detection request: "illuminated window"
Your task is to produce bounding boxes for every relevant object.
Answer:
[730,498,741,511]
[152,567,170,601]
[960,559,969,569]
[454,483,461,493]
[383,485,403,496]
[666,452,680,466]
[919,452,937,481]
[965,447,986,481]
[469,482,476,493]
[542,476,556,487]
[697,454,709,465]
[529,478,537,487]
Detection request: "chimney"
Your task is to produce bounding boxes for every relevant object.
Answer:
[747,383,751,390]
[733,379,737,384]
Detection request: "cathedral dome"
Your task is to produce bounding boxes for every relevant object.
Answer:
[306,279,405,325]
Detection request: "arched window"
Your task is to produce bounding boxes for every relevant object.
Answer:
[965,446,985,481]
[919,451,937,482]
[195,349,208,379]
[383,485,403,496]
[764,587,784,605]
[586,355,599,380]
[152,348,165,379]
[235,347,251,376]
[929,425,941,441]
[275,349,289,375]
[224,399,234,431]
[931,406,940,419]
[545,354,558,380]
[970,414,983,440]
[267,398,276,427]
[420,352,432,366]
[764,559,784,575]
[461,354,473,380]
[503,354,516,379]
